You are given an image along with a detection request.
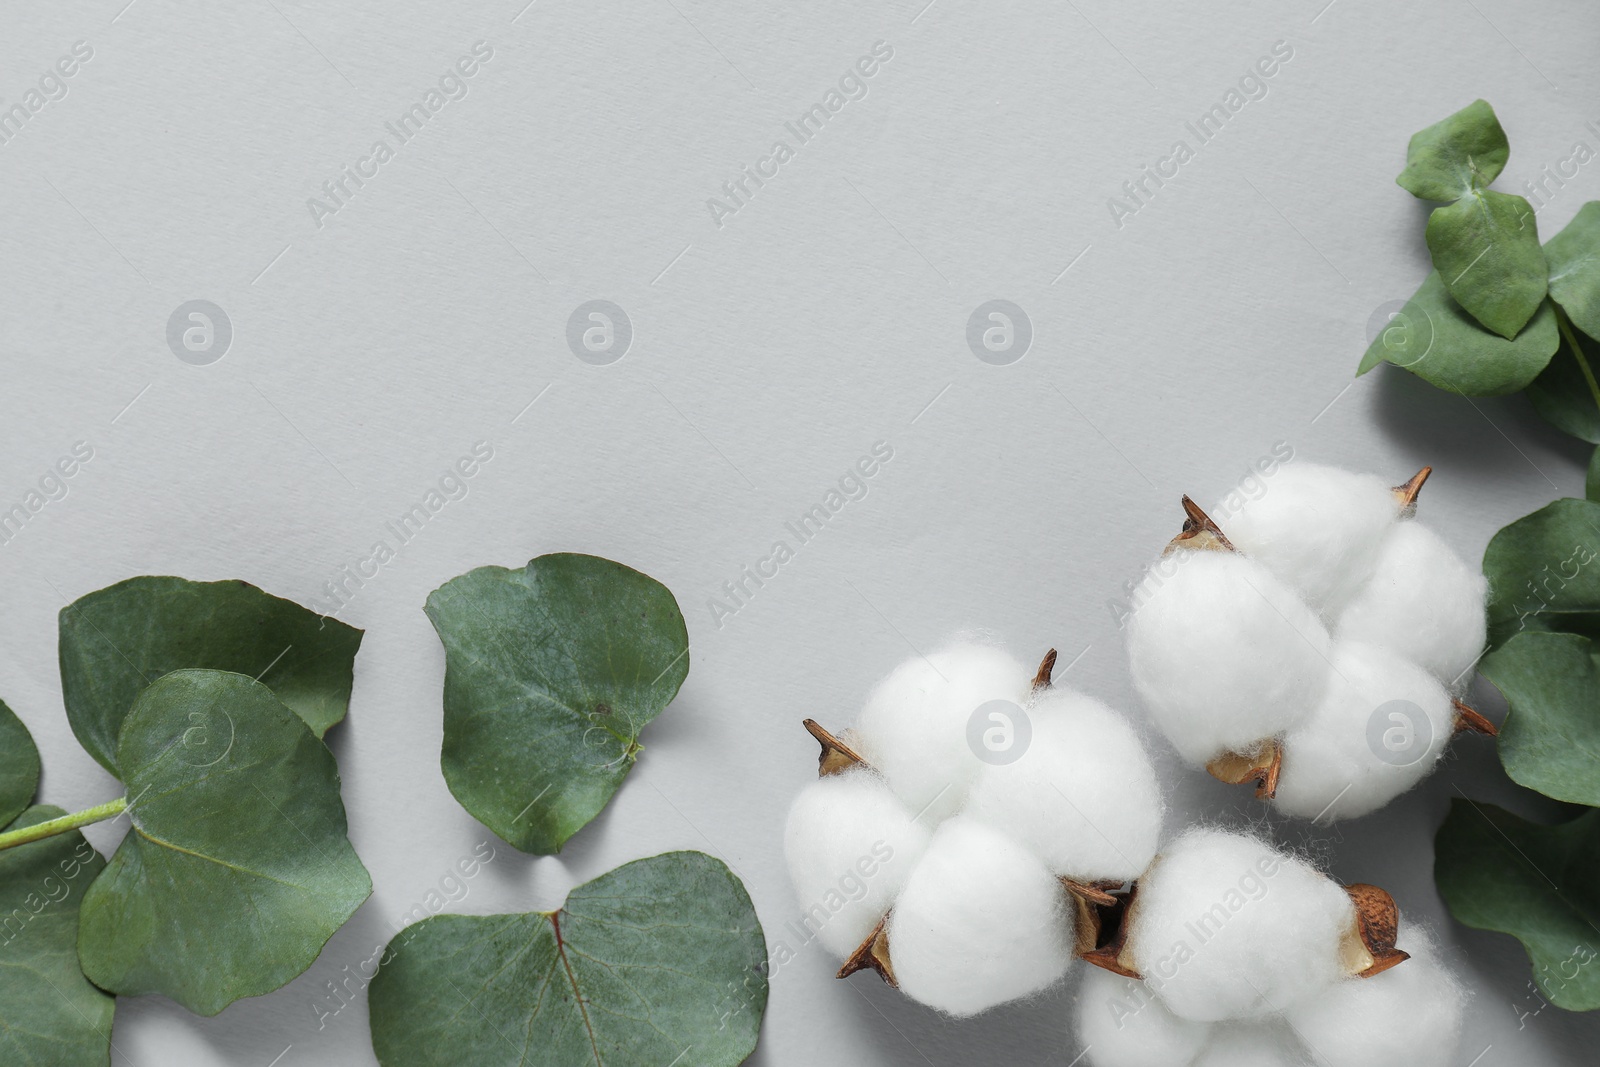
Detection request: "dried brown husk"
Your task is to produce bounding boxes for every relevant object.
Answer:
[1205,739,1284,799]
[803,718,868,777]
[1392,465,1432,515]
[1339,882,1410,977]
[1164,496,1235,555]
[1451,699,1498,736]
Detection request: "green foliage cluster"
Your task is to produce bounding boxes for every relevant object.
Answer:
[1362,100,1600,1011]
[0,561,766,1065]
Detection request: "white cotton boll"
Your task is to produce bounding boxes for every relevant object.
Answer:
[1285,930,1467,1067]
[1335,521,1488,689]
[1219,464,1398,615]
[1273,642,1455,821]
[1076,968,1211,1067]
[1191,1023,1313,1067]
[965,688,1161,881]
[1127,829,1352,1022]
[782,769,933,958]
[887,815,1074,1016]
[852,643,1030,822]
[1127,551,1331,764]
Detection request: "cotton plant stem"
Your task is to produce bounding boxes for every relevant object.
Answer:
[0,796,127,851]
[1554,307,1600,417]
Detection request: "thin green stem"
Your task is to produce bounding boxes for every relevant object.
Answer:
[1554,307,1600,417]
[0,796,127,852]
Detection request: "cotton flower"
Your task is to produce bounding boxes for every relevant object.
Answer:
[1124,463,1492,820]
[782,641,1163,1016]
[1071,830,1464,1067]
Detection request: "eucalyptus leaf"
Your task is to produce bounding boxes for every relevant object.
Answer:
[0,805,113,1066]
[1589,446,1600,502]
[1481,631,1600,805]
[1425,189,1546,339]
[60,576,363,775]
[1482,497,1600,648]
[1435,799,1600,1011]
[77,669,371,1015]
[425,553,690,854]
[1356,270,1559,395]
[0,701,40,829]
[1526,321,1600,442]
[368,850,767,1067]
[1546,201,1600,339]
[1396,99,1509,201]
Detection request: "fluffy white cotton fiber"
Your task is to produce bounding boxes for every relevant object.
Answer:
[887,816,1074,1016]
[1126,829,1352,1021]
[1077,967,1209,1067]
[964,688,1161,881]
[1273,642,1454,820]
[782,769,933,957]
[1219,463,1398,614]
[852,643,1029,822]
[1189,1024,1312,1067]
[1335,521,1487,688]
[1127,551,1330,763]
[1285,930,1468,1067]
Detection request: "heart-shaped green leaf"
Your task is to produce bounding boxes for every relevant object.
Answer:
[1482,497,1600,648]
[1526,321,1600,443]
[368,850,767,1067]
[59,576,363,775]
[425,553,690,855]
[1481,631,1600,805]
[0,805,114,1066]
[77,669,371,1015]
[1546,201,1600,339]
[1397,99,1510,202]
[1425,189,1546,339]
[0,702,40,829]
[1436,799,1600,1010]
[1356,271,1559,394]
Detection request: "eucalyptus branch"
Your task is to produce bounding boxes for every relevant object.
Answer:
[1554,306,1600,417]
[0,796,126,852]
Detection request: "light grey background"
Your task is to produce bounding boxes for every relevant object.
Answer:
[1,0,1597,1063]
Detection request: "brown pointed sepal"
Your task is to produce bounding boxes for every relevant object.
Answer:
[1061,877,1120,908]
[1340,882,1410,978]
[1033,648,1058,693]
[1452,699,1498,737]
[1076,884,1142,980]
[1392,466,1432,514]
[1205,739,1283,799]
[1164,496,1235,556]
[803,719,867,777]
[836,917,896,987]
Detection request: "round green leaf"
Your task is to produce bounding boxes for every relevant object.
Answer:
[1545,200,1600,340]
[425,553,690,855]
[1356,271,1559,394]
[1396,99,1509,201]
[368,851,767,1067]
[77,669,371,1015]
[0,701,40,829]
[0,805,114,1066]
[1436,800,1600,1011]
[60,576,364,775]
[1483,497,1600,648]
[1425,189,1547,339]
[1481,631,1600,805]
[1589,445,1600,502]
[1526,323,1600,443]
